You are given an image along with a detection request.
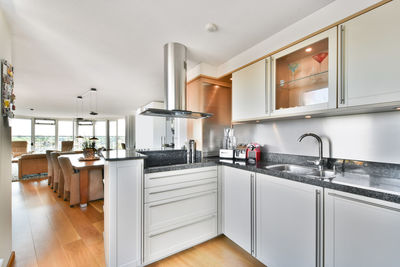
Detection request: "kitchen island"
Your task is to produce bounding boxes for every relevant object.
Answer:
[104,150,400,267]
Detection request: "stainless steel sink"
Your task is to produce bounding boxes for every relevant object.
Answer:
[305,169,336,180]
[265,164,335,180]
[265,164,314,175]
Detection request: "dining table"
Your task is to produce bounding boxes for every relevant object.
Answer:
[61,153,105,208]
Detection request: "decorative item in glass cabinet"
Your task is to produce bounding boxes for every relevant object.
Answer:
[312,52,328,73]
[288,63,299,82]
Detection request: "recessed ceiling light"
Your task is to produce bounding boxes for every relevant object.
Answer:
[215,85,220,88]
[205,23,218,32]
[305,115,312,119]
[305,47,312,52]
[230,77,232,80]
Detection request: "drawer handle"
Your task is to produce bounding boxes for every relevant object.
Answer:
[328,192,400,212]
[147,214,216,238]
[148,190,217,208]
[147,170,217,180]
[148,181,217,195]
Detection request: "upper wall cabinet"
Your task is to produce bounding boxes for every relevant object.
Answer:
[271,28,337,116]
[339,0,400,108]
[232,58,270,122]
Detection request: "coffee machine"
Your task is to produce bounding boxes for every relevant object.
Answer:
[246,143,261,164]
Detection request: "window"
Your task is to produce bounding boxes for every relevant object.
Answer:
[58,120,74,149]
[94,121,107,149]
[11,118,32,152]
[76,120,93,149]
[34,119,56,152]
[117,119,125,149]
[109,120,117,150]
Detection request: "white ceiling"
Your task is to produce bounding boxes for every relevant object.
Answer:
[0,0,333,118]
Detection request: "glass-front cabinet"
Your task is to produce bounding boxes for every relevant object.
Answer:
[271,28,337,116]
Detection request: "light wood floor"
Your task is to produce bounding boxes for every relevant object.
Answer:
[12,178,105,267]
[12,178,265,267]
[147,235,265,267]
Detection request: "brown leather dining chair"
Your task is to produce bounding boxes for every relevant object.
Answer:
[61,141,74,152]
[50,152,62,193]
[58,156,104,207]
[51,150,82,198]
[46,150,55,187]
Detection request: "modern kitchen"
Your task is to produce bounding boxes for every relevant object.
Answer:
[1,0,400,267]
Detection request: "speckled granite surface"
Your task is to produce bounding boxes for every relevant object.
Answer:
[102,150,147,161]
[144,153,400,204]
[140,149,202,168]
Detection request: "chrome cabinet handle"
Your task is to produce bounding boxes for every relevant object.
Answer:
[316,189,322,267]
[339,25,345,105]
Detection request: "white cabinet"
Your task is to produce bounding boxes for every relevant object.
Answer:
[271,28,337,116]
[325,189,400,267]
[143,167,218,264]
[104,159,144,267]
[256,173,322,267]
[222,166,254,254]
[339,1,400,107]
[232,59,270,122]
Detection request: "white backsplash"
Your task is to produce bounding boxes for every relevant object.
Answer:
[233,111,400,164]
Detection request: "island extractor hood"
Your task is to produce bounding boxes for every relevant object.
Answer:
[139,43,212,119]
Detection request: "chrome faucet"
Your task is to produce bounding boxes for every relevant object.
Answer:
[298,133,324,171]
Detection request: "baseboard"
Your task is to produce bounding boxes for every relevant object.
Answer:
[6,251,15,267]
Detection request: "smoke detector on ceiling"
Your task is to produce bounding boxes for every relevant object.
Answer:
[205,23,218,32]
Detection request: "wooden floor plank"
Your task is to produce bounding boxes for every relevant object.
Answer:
[147,236,265,267]
[12,178,102,267]
[62,239,100,267]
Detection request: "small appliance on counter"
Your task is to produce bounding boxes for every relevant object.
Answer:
[219,149,234,159]
[188,139,196,163]
[246,143,261,164]
[219,128,236,159]
[234,144,247,160]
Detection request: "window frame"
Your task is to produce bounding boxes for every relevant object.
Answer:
[11,117,125,152]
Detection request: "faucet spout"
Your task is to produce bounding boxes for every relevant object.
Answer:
[298,133,324,170]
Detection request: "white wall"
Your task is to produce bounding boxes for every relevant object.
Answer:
[135,102,166,150]
[0,8,12,266]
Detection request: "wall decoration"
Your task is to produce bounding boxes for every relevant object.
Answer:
[1,59,15,118]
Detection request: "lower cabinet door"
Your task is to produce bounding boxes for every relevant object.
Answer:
[222,166,252,254]
[325,189,400,267]
[256,173,322,267]
[144,214,217,263]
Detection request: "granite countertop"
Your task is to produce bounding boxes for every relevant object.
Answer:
[144,157,219,173]
[145,157,400,204]
[102,150,148,161]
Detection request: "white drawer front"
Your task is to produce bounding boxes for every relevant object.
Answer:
[145,190,217,233]
[144,214,217,264]
[144,178,217,203]
[145,166,217,188]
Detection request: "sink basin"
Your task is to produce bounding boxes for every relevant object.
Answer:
[265,164,335,180]
[305,169,336,180]
[265,164,315,175]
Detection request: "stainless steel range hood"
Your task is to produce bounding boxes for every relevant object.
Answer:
[139,43,212,119]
